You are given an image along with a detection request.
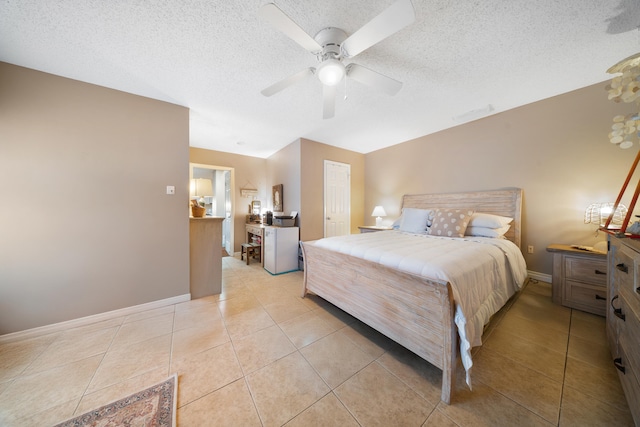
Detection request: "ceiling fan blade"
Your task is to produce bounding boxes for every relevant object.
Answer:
[323,84,336,119]
[346,63,402,95]
[259,3,322,53]
[341,0,415,58]
[261,67,315,97]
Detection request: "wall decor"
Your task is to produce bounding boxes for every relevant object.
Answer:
[272,184,283,212]
[606,53,640,149]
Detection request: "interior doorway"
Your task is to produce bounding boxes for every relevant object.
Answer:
[324,160,351,237]
[190,163,234,256]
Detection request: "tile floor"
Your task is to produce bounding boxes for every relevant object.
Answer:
[0,255,635,426]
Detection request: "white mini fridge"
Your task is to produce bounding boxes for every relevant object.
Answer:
[264,226,299,275]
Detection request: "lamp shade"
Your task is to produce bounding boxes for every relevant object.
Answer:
[584,202,628,227]
[371,206,386,217]
[190,178,213,198]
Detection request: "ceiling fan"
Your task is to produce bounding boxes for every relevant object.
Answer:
[259,0,415,119]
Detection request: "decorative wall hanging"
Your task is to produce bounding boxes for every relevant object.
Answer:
[272,184,283,212]
[240,188,258,198]
[240,179,258,198]
[606,53,640,149]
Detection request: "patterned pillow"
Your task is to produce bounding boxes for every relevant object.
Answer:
[429,209,474,238]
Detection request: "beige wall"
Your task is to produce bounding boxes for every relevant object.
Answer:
[189,147,267,254]
[365,81,637,275]
[0,63,190,334]
[300,138,365,241]
[267,139,301,215]
[191,138,365,246]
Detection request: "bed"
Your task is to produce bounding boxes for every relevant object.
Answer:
[300,188,527,404]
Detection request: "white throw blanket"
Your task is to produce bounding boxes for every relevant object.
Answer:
[313,231,528,386]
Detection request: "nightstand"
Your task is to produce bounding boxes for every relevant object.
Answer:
[358,226,393,233]
[546,244,607,316]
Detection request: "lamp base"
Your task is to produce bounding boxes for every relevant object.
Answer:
[375,217,383,227]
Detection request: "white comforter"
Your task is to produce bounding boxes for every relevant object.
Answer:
[313,230,528,385]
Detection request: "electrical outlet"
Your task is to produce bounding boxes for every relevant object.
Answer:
[166,186,175,195]
[527,245,534,254]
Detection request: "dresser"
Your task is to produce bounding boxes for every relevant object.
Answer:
[607,235,640,425]
[547,244,607,316]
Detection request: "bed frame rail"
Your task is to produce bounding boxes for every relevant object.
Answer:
[301,241,457,404]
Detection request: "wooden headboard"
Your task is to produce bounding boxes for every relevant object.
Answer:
[401,188,523,249]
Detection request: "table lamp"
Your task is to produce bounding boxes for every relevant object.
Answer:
[371,206,387,227]
[190,178,213,216]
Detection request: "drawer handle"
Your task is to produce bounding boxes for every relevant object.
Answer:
[611,295,626,321]
[614,357,626,374]
[594,269,606,275]
[615,263,628,273]
[595,295,606,300]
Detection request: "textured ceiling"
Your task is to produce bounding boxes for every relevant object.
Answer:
[1,0,639,158]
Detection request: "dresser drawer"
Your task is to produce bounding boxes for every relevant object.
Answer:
[246,224,263,236]
[563,280,606,316]
[565,256,607,285]
[617,292,640,381]
[611,245,635,289]
[615,344,640,424]
[620,280,640,324]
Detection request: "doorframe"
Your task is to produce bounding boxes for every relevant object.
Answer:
[323,160,351,237]
[190,162,235,255]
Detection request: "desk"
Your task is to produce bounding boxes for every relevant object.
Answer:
[246,223,265,266]
[189,216,224,298]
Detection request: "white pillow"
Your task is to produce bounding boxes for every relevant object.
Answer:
[399,208,433,234]
[465,225,511,238]
[468,213,513,228]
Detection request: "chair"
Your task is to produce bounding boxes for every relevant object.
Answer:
[241,243,261,265]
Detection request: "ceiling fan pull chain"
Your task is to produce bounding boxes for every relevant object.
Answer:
[344,75,348,100]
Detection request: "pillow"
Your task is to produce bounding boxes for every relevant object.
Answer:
[429,209,474,238]
[465,225,511,238]
[391,216,402,229]
[399,208,433,234]
[468,213,513,229]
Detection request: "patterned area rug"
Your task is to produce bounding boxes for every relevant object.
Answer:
[54,374,177,427]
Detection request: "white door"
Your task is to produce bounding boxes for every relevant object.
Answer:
[324,160,350,237]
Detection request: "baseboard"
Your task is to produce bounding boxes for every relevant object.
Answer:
[0,293,191,344]
[527,270,551,283]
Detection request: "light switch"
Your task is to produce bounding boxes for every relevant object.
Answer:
[166,186,175,195]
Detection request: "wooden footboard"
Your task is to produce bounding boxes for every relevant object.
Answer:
[301,241,457,404]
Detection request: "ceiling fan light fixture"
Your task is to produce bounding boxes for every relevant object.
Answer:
[317,59,345,86]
